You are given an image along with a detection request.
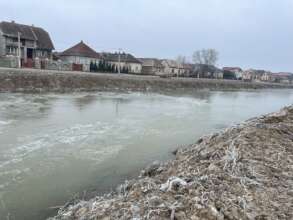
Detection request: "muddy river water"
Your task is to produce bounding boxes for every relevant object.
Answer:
[0,90,293,219]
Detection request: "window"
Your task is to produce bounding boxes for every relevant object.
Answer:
[37,50,47,57]
[6,46,17,55]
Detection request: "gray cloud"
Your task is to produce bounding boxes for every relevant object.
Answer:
[1,0,292,72]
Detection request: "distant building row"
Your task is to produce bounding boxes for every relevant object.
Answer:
[53,40,223,77]
[0,21,292,84]
[0,21,242,78]
[223,67,293,84]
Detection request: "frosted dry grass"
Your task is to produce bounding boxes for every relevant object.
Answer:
[50,106,293,220]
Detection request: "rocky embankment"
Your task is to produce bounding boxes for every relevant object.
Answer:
[0,67,292,93]
[50,106,293,220]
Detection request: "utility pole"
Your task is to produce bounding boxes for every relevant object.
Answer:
[17,32,21,68]
[118,48,122,75]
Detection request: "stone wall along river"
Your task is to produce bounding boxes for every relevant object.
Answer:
[0,67,292,93]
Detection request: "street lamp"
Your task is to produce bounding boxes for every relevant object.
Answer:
[17,32,21,68]
[118,48,122,75]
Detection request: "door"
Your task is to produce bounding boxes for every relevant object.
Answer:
[27,48,33,59]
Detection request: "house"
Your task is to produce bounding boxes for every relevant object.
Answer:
[242,69,276,82]
[161,59,184,76]
[260,71,273,82]
[182,64,193,77]
[214,69,224,79]
[139,58,164,75]
[272,72,292,84]
[59,41,100,71]
[102,52,142,74]
[253,70,266,82]
[242,69,254,81]
[223,67,243,80]
[242,69,263,82]
[0,21,54,67]
[192,64,223,79]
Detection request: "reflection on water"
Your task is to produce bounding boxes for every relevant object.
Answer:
[0,90,293,220]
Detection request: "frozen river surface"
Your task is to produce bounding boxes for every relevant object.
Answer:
[0,90,293,219]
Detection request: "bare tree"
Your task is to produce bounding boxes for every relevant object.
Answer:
[175,55,187,64]
[192,49,219,66]
[192,50,203,64]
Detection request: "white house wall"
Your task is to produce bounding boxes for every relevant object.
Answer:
[108,61,142,74]
[161,60,181,75]
[129,63,142,74]
[0,30,6,57]
[235,71,243,79]
[61,56,100,65]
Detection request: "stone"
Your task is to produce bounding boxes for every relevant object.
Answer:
[160,177,187,192]
[141,161,161,177]
[174,211,187,220]
[148,196,164,207]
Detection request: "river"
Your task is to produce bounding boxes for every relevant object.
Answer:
[0,90,293,220]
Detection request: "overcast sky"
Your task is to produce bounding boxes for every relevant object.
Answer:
[1,0,292,72]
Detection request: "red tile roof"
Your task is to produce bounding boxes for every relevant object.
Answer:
[60,41,100,58]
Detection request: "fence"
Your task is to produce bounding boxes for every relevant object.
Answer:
[0,56,19,68]
[42,60,72,71]
[0,57,73,72]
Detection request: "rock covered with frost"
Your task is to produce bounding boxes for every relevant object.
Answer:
[49,105,293,220]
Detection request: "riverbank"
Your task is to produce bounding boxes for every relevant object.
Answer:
[50,105,293,220]
[0,67,292,93]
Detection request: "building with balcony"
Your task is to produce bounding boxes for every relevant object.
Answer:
[0,21,54,67]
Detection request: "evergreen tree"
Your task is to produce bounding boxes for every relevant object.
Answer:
[223,70,236,80]
[102,60,106,72]
[94,62,98,72]
[103,63,106,72]
[106,62,111,72]
[103,62,107,72]
[90,61,94,72]
[98,60,103,72]
[101,60,104,72]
